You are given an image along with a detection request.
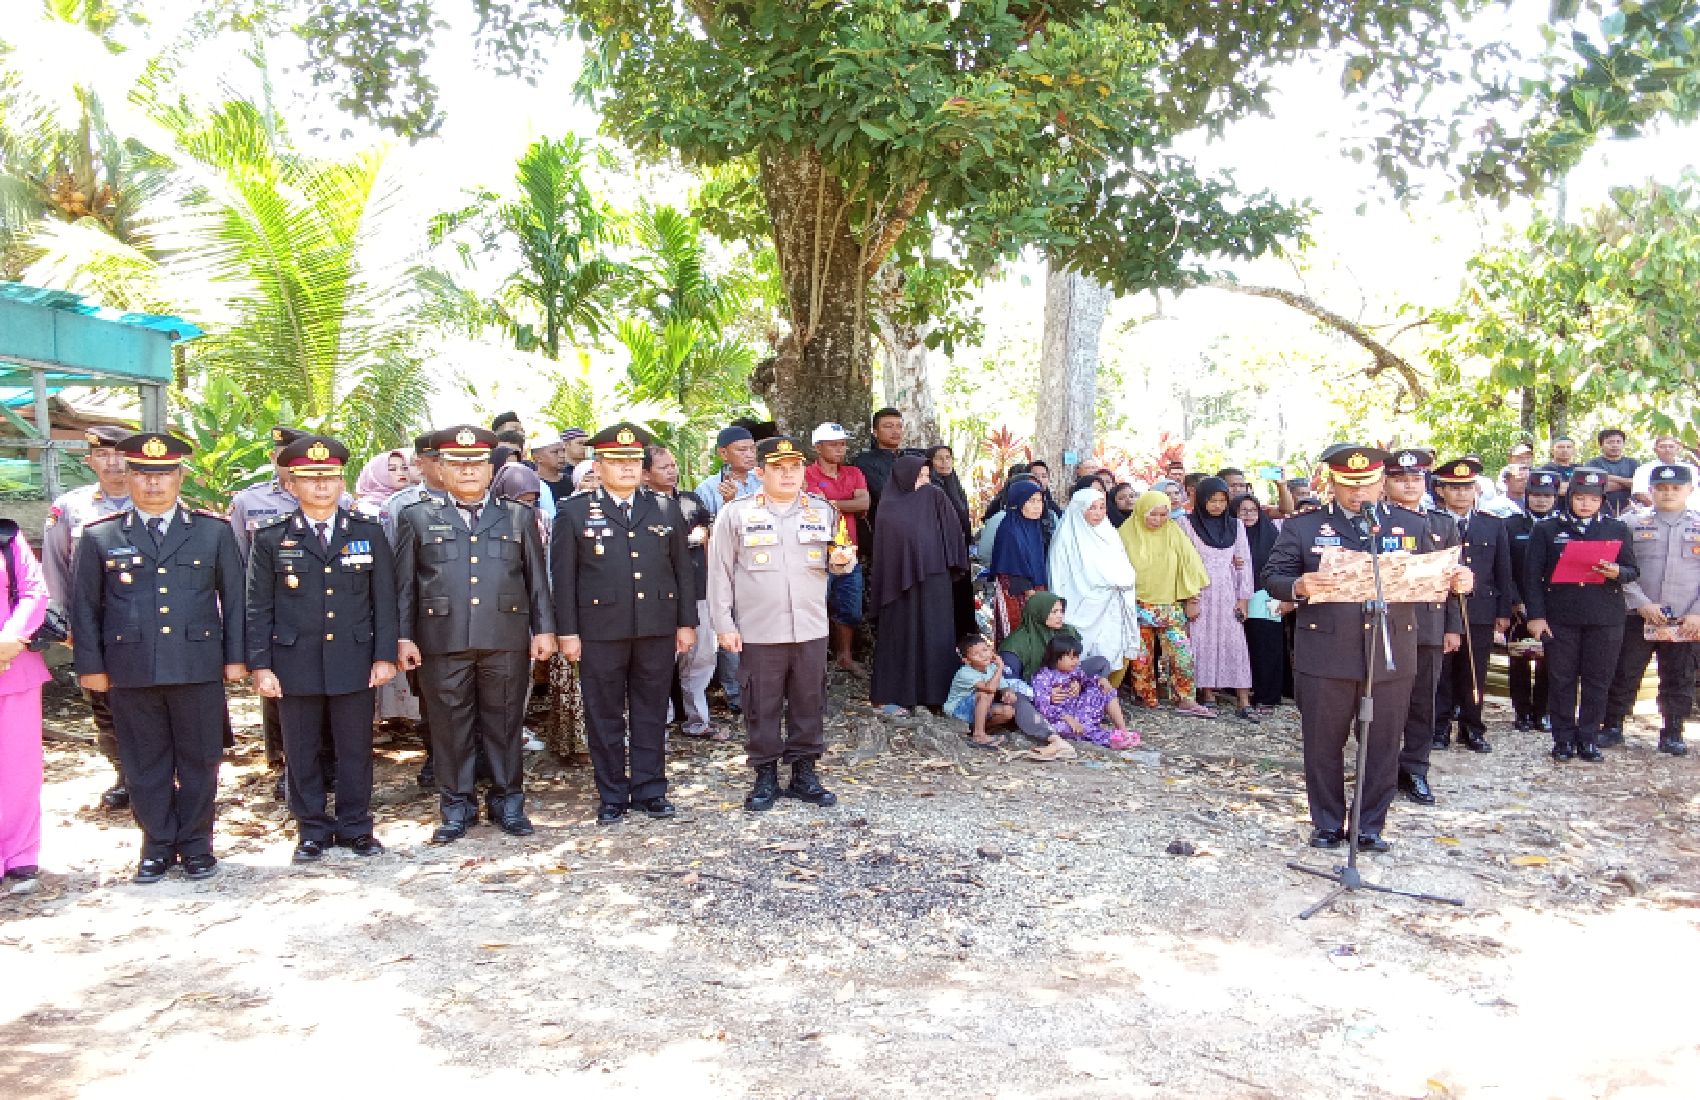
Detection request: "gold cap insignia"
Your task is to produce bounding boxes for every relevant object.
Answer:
[142,436,168,459]
[84,430,100,447]
[455,428,476,447]
[307,441,331,462]
[616,427,635,445]
[1346,453,1369,470]
[1453,463,1470,477]
[777,440,795,453]
[271,427,285,444]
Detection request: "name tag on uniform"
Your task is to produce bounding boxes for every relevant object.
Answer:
[341,554,373,566]
[278,548,305,558]
[1313,536,1341,548]
[428,524,454,532]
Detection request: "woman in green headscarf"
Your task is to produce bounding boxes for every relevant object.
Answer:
[1118,490,1215,716]
[998,591,1080,680]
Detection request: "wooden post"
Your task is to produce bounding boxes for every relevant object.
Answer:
[32,365,59,501]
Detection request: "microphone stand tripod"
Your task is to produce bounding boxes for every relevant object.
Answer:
[1287,504,1466,919]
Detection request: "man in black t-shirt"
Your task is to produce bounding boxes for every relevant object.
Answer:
[1587,428,1638,516]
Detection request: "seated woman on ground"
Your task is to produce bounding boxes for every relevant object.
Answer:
[1031,635,1140,750]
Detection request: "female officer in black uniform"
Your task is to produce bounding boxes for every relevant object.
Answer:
[1522,469,1639,761]
[1504,469,1561,731]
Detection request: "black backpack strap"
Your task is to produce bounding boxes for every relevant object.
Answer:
[0,518,17,611]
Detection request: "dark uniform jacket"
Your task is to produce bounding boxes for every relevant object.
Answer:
[1413,509,1464,646]
[70,505,246,687]
[1260,502,1422,684]
[245,508,400,696]
[1522,514,1639,626]
[551,487,698,641]
[393,494,555,655]
[672,489,711,601]
[1504,509,1553,609]
[1446,510,1517,625]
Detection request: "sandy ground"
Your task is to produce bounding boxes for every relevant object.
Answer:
[2,676,1698,1099]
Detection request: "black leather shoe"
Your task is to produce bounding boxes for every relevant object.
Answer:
[1460,731,1493,753]
[1431,730,1451,749]
[1577,742,1604,762]
[745,762,781,812]
[292,839,326,864]
[416,765,436,790]
[1513,716,1532,733]
[429,821,467,845]
[134,857,171,883]
[1308,828,1345,849]
[1659,734,1688,756]
[496,814,535,837]
[783,758,837,807]
[338,835,384,856]
[1398,770,1436,805]
[634,797,677,820]
[182,854,219,880]
[1356,832,1391,853]
[1596,726,1625,748]
[1551,742,1576,761]
[100,785,130,811]
[596,804,627,826]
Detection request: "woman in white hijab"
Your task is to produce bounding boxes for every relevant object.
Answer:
[1049,486,1143,680]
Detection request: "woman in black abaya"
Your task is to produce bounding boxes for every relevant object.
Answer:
[869,456,970,715]
[926,445,979,636]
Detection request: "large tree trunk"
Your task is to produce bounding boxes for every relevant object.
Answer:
[749,147,875,444]
[871,264,942,446]
[1034,265,1112,486]
[1546,383,1570,440]
[1519,385,1537,437]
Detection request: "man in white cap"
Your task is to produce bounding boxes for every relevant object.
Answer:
[804,422,870,672]
[531,433,570,505]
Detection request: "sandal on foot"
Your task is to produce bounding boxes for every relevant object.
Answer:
[879,704,911,718]
[964,734,1005,750]
[1176,704,1216,719]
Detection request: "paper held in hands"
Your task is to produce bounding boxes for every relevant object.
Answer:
[1549,539,1622,585]
[1307,546,1461,604]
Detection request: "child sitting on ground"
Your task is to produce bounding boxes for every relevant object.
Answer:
[946,634,1020,747]
[1031,635,1140,750]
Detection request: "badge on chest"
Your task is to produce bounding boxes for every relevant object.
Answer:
[340,539,373,566]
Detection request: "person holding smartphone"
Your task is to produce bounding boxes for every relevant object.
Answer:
[1522,469,1640,762]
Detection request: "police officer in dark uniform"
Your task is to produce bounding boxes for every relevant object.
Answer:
[552,423,698,825]
[1261,445,1472,852]
[1429,457,1516,753]
[1382,448,1463,805]
[395,426,557,843]
[70,433,247,883]
[247,436,398,862]
[1522,469,1639,761]
[1505,470,1563,731]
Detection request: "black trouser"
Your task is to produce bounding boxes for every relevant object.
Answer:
[1434,622,1493,738]
[280,690,376,842]
[108,682,226,862]
[1545,621,1624,747]
[260,692,333,770]
[1605,617,1696,731]
[1509,653,1548,724]
[1245,619,1287,707]
[739,640,829,768]
[81,687,126,784]
[580,635,675,806]
[1400,644,1442,778]
[418,648,529,824]
[1295,672,1413,837]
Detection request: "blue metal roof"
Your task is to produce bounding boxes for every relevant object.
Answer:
[0,280,203,386]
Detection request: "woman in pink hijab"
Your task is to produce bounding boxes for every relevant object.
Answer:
[354,449,413,514]
[0,526,51,890]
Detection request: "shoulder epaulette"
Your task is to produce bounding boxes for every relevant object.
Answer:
[256,513,289,528]
[85,512,125,526]
[195,508,233,523]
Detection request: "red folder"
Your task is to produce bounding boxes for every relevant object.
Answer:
[1550,539,1622,585]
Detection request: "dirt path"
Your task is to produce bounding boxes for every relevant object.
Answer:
[3,685,1697,1098]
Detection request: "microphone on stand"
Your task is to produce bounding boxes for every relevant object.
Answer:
[1362,501,1385,536]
